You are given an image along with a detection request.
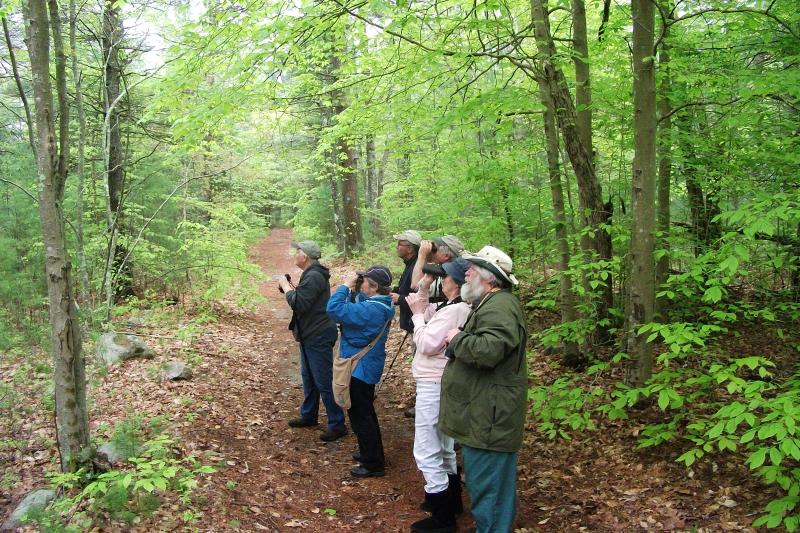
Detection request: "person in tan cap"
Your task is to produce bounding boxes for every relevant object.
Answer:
[440,245,527,533]
[278,241,347,441]
[412,235,466,300]
[390,230,422,335]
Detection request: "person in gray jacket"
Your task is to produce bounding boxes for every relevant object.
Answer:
[278,241,346,442]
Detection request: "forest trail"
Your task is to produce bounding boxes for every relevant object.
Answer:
[174,228,765,532]
[61,228,766,533]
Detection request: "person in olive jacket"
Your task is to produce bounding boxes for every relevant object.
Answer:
[278,241,347,442]
[441,245,528,533]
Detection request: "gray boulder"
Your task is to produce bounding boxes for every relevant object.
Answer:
[1,489,56,531]
[96,332,155,366]
[97,442,142,463]
[162,361,193,381]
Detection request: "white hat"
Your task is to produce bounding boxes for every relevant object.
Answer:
[462,245,518,286]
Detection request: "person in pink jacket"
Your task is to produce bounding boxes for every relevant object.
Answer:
[405,258,472,533]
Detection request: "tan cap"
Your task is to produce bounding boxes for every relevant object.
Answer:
[392,230,422,246]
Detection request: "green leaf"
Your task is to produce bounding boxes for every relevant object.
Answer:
[770,447,784,466]
[748,448,767,469]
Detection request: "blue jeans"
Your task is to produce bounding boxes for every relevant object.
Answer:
[462,445,518,533]
[299,326,345,430]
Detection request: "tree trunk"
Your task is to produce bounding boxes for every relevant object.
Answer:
[625,0,657,388]
[26,0,90,472]
[101,0,130,310]
[530,0,613,341]
[2,7,36,154]
[70,0,89,305]
[655,6,672,317]
[538,75,581,364]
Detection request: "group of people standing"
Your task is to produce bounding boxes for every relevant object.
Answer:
[277,231,529,533]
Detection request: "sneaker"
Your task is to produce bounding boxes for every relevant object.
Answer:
[288,417,318,428]
[350,466,385,478]
[320,426,348,442]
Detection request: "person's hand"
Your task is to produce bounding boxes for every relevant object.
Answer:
[277,277,292,293]
[419,240,434,258]
[419,273,434,291]
[406,293,427,315]
[344,272,360,289]
[444,328,461,344]
[390,292,400,304]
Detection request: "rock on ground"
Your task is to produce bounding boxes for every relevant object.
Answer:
[96,332,155,366]
[1,489,56,531]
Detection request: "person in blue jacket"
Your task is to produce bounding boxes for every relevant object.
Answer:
[327,265,395,478]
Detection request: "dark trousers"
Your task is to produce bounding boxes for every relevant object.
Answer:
[299,326,345,430]
[348,377,385,471]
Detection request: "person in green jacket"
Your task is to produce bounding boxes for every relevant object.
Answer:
[441,245,528,533]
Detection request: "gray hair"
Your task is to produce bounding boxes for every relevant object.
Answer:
[472,264,504,289]
[437,244,456,260]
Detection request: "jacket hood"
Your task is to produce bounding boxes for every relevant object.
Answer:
[306,262,330,280]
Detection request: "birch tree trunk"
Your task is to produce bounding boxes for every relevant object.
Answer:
[26,0,90,472]
[625,0,657,387]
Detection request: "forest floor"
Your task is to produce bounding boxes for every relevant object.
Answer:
[0,228,776,532]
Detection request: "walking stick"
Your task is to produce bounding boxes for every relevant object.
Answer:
[376,331,409,394]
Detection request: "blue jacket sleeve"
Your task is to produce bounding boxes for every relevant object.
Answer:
[327,286,387,327]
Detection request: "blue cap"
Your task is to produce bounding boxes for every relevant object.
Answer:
[358,265,393,287]
[442,258,470,286]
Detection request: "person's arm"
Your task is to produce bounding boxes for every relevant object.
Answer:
[448,303,521,369]
[413,306,461,356]
[327,285,382,327]
[410,241,434,287]
[285,271,324,313]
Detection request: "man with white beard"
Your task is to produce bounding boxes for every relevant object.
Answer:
[440,246,528,533]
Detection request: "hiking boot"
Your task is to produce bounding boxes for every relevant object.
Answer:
[320,426,348,442]
[420,474,463,514]
[350,466,385,478]
[411,489,456,532]
[404,406,416,418]
[287,417,317,428]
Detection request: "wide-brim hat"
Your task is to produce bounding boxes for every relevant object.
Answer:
[462,245,518,286]
[392,230,422,247]
[291,240,322,259]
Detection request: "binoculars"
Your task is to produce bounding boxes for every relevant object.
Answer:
[277,273,292,293]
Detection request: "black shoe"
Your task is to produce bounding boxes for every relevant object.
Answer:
[404,406,416,418]
[288,417,317,428]
[350,466,385,478]
[320,426,348,442]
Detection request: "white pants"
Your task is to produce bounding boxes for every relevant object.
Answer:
[413,380,457,493]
